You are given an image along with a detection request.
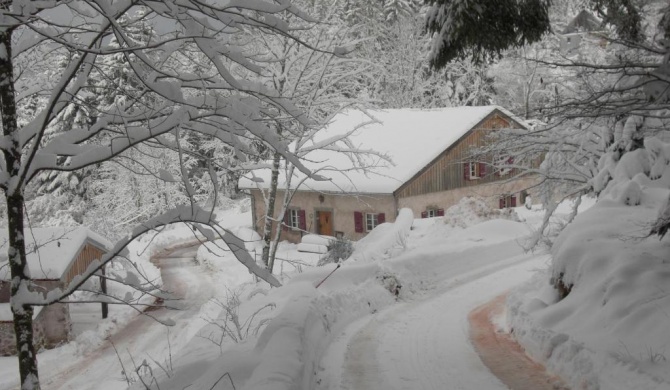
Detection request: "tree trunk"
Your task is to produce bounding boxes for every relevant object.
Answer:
[268,164,296,273]
[8,195,40,390]
[261,151,282,269]
[0,27,41,390]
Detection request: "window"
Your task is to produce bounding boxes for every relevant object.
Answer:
[283,208,306,231]
[469,162,478,179]
[288,209,300,229]
[366,213,378,231]
[464,162,486,180]
[421,208,445,218]
[354,212,385,233]
[495,155,514,176]
[499,194,517,209]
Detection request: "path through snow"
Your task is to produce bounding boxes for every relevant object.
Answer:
[469,295,568,390]
[317,245,547,390]
[39,243,218,390]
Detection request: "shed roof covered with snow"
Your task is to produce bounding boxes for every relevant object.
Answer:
[562,10,603,34]
[0,227,112,281]
[239,106,526,194]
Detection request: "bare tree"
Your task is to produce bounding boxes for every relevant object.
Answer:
[0,2,330,388]
[236,0,380,272]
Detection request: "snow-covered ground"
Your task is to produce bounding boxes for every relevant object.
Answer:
[508,196,670,390]
[4,195,666,390]
[137,199,570,390]
[506,131,670,390]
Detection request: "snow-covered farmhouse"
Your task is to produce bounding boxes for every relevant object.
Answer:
[240,106,537,243]
[0,227,111,355]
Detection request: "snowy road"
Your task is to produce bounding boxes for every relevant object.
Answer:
[317,239,546,390]
[38,243,218,390]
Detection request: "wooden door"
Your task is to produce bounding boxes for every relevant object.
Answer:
[317,211,333,236]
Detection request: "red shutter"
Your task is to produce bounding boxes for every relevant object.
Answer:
[437,208,444,217]
[282,211,290,231]
[298,209,306,230]
[463,162,470,181]
[421,211,428,218]
[354,211,364,233]
[377,213,385,224]
[499,198,505,209]
[479,162,487,177]
[510,196,517,207]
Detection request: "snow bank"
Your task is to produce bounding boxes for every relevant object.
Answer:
[160,260,395,390]
[195,239,257,289]
[243,264,395,390]
[296,243,328,253]
[508,269,670,390]
[349,208,414,262]
[508,133,670,389]
[301,234,335,246]
[297,235,334,254]
[442,197,520,228]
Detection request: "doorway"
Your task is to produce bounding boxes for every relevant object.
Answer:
[316,210,333,236]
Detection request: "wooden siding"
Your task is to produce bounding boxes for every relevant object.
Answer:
[395,112,523,199]
[62,243,106,286]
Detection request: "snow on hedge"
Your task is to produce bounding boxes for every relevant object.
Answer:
[508,133,670,389]
[442,196,520,228]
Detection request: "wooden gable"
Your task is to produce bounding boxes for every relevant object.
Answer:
[394,110,524,199]
[61,241,107,286]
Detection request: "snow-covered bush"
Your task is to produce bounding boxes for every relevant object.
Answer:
[317,237,354,266]
[200,288,276,349]
[443,197,519,228]
[377,273,402,299]
[509,115,670,389]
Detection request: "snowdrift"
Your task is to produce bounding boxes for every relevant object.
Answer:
[508,132,670,389]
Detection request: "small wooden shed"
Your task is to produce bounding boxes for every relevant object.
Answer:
[0,227,111,355]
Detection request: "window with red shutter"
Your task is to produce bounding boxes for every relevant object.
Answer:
[510,196,517,207]
[478,162,487,178]
[437,208,444,217]
[499,197,505,209]
[354,211,364,233]
[377,213,385,224]
[421,211,428,218]
[298,210,306,230]
[463,162,470,181]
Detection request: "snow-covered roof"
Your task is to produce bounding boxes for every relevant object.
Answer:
[0,227,112,280]
[562,10,603,34]
[239,106,526,194]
